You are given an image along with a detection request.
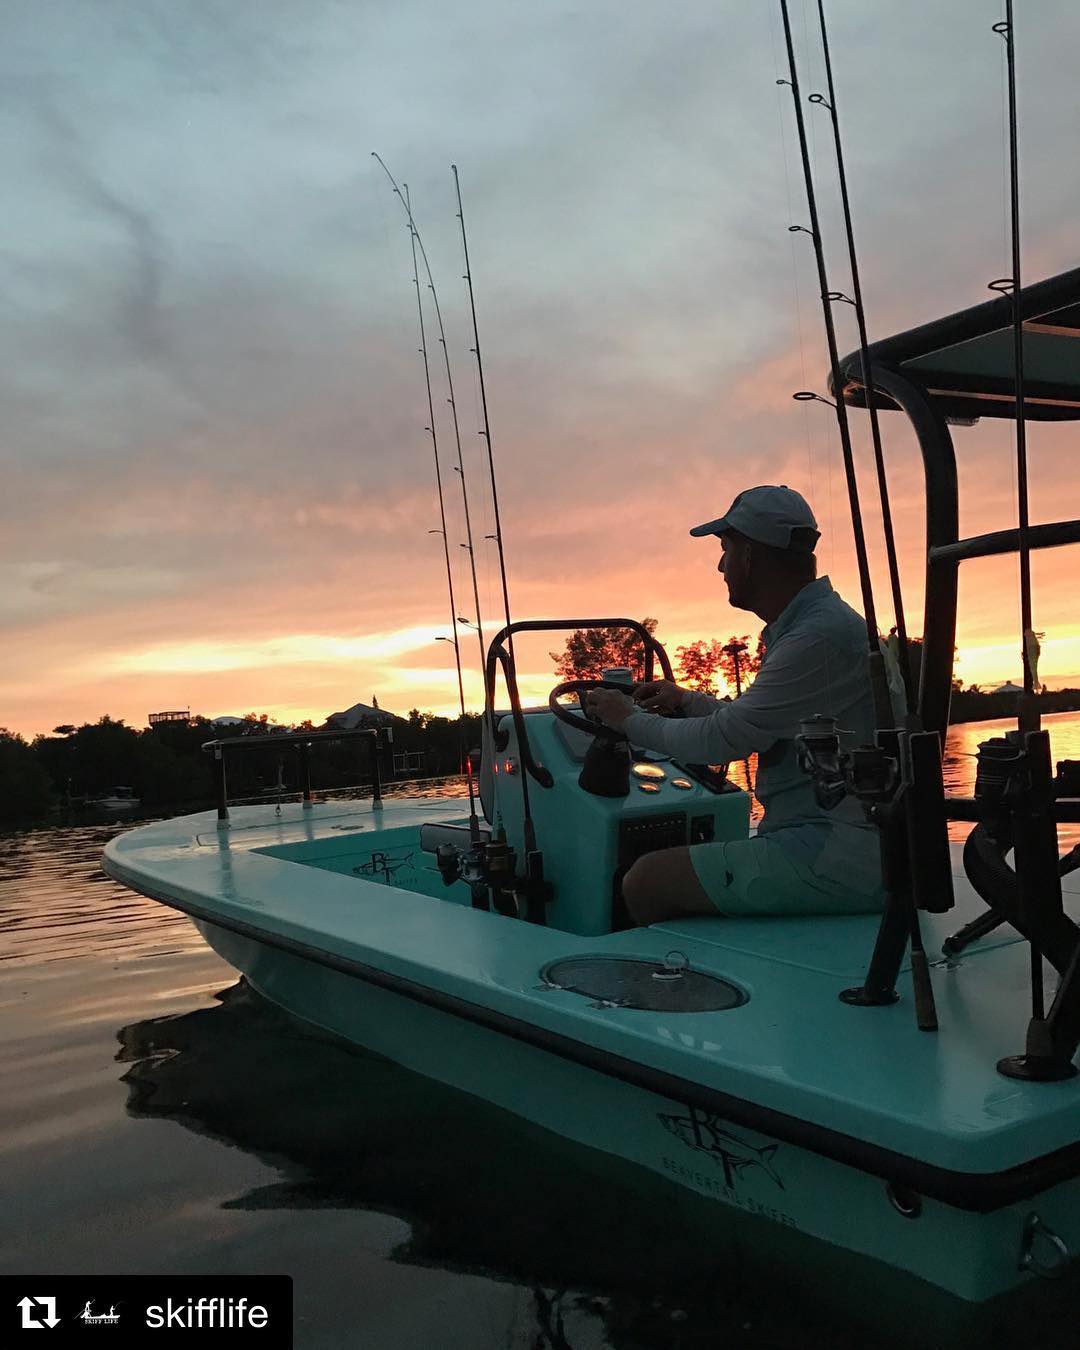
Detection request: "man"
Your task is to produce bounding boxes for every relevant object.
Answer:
[586,485,892,926]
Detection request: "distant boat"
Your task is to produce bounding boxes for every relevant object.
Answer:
[86,786,141,813]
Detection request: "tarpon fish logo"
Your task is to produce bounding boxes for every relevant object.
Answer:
[659,1108,784,1190]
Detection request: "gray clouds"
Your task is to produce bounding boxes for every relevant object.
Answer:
[1,0,1078,729]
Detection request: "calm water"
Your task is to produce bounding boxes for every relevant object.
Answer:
[4,730,1080,1349]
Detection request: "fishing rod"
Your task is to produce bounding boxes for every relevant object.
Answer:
[779,0,936,1031]
[452,163,549,911]
[451,167,519,692]
[994,3,1045,1033]
[372,156,479,836]
[451,163,529,831]
[994,3,1037,725]
[777,0,891,733]
[371,154,487,676]
[808,0,913,709]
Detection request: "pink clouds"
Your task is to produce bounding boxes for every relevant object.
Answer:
[4,2,1080,740]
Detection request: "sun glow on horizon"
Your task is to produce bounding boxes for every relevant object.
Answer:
[94,627,454,677]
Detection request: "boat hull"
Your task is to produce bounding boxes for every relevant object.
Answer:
[193,914,1078,1302]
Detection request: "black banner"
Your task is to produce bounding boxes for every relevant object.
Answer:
[1,1277,292,1348]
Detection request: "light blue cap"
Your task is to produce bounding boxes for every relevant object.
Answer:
[690,484,819,551]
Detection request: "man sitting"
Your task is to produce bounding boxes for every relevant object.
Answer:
[587,485,894,926]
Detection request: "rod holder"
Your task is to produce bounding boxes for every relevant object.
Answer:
[300,741,313,809]
[213,747,229,824]
[371,731,384,811]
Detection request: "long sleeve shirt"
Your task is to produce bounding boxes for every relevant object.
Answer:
[623,576,895,892]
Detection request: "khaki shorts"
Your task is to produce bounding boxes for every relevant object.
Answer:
[688,834,886,917]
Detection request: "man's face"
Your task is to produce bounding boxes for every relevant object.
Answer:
[717,532,753,610]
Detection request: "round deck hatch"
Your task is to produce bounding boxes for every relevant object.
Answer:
[540,955,746,1012]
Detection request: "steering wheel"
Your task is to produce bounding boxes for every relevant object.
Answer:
[548,679,637,739]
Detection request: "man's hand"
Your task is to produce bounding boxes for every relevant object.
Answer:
[585,687,636,731]
[633,679,685,714]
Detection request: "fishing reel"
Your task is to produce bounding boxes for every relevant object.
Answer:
[434,835,489,900]
[433,828,552,922]
[795,714,899,812]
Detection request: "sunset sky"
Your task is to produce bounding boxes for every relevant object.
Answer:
[3,0,1080,740]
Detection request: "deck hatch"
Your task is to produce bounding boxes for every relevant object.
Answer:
[540,955,746,1012]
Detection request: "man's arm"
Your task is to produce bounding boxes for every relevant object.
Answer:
[680,688,725,717]
[622,632,837,762]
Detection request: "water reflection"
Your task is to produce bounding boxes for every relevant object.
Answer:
[0,779,470,966]
[115,980,1080,1350]
[0,822,198,964]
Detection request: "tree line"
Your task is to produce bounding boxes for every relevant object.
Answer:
[6,622,1078,829]
[551,618,763,695]
[0,709,483,828]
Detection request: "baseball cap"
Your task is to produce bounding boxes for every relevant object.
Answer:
[689,485,819,552]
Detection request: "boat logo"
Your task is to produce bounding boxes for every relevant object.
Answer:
[658,1108,784,1190]
[78,1300,121,1325]
[353,849,414,885]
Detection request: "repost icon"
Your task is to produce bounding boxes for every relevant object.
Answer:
[18,1297,60,1330]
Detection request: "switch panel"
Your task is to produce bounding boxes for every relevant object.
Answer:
[690,815,715,844]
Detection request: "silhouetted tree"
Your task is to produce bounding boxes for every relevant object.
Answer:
[676,636,763,696]
[0,729,55,822]
[551,620,659,682]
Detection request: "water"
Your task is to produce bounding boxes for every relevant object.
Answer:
[4,737,1080,1348]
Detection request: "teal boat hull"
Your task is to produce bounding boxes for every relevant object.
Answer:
[189,908,1076,1303]
[104,794,1080,1303]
